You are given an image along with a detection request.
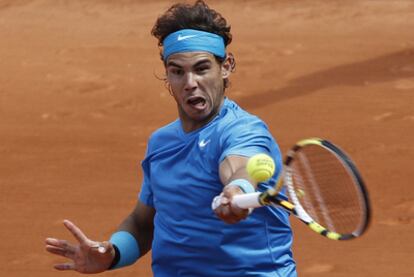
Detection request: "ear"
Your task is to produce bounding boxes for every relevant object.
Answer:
[221,53,234,79]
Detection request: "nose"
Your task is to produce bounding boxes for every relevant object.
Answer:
[183,72,198,92]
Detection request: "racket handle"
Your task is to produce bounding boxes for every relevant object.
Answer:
[211,192,262,210]
[232,192,262,209]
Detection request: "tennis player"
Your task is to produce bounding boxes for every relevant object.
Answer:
[45,1,297,276]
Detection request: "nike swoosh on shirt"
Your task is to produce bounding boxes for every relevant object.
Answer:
[199,139,211,148]
[177,34,197,41]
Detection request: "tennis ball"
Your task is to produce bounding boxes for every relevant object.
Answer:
[246,154,275,183]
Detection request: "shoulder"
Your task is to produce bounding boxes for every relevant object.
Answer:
[147,119,181,151]
[218,98,269,134]
[215,99,277,160]
[150,119,179,138]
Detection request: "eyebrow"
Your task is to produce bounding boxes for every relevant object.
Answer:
[167,59,212,68]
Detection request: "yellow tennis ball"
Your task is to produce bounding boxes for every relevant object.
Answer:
[246,154,275,183]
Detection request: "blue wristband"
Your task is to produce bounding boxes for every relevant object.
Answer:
[228,179,255,193]
[109,231,140,269]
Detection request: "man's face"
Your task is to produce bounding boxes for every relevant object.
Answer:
[166,52,231,132]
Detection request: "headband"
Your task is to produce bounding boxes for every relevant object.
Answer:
[162,29,226,61]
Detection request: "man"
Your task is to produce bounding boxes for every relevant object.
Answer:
[45,1,297,276]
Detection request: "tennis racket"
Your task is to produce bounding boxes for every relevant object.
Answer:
[213,138,371,240]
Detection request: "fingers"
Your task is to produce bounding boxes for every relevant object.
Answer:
[45,237,74,249]
[46,245,72,258]
[211,194,230,210]
[63,219,89,245]
[213,190,250,224]
[45,238,77,271]
[223,185,250,218]
[218,198,241,224]
[45,238,77,256]
[45,220,112,274]
[54,263,76,271]
[47,221,106,254]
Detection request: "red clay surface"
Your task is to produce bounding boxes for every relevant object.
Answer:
[1,1,413,276]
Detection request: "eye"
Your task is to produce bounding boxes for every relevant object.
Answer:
[195,65,210,74]
[169,67,183,76]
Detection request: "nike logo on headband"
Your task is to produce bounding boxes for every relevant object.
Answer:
[177,34,197,41]
[163,29,226,60]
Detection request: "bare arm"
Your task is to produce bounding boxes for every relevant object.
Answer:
[214,155,257,224]
[117,200,155,257]
[219,155,252,185]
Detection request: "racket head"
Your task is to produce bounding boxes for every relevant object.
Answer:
[284,138,371,240]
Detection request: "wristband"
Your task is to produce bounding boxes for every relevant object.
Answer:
[108,231,140,270]
[228,179,255,194]
[108,244,120,269]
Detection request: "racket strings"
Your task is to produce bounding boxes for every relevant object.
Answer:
[290,145,365,235]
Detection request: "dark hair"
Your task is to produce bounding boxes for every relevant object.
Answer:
[152,0,232,49]
[151,0,235,88]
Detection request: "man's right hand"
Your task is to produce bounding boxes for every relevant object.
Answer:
[212,185,251,224]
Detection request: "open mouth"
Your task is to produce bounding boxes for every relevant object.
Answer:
[187,96,207,109]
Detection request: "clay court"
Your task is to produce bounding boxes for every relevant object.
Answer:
[1,0,413,276]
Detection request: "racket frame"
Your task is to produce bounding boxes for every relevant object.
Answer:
[235,138,371,241]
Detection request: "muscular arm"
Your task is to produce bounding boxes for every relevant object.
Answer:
[219,155,254,185]
[117,200,155,257]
